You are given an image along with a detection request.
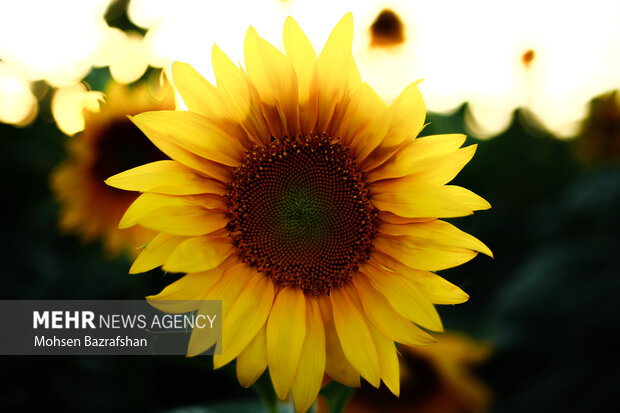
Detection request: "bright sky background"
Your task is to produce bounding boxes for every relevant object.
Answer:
[1,0,620,138]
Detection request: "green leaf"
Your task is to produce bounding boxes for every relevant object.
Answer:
[163,400,271,413]
[251,371,279,413]
[319,381,355,413]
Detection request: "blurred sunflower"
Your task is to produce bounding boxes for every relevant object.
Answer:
[107,14,491,412]
[578,90,620,164]
[339,333,492,413]
[52,81,174,255]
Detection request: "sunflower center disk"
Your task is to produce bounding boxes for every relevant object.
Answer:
[227,136,378,295]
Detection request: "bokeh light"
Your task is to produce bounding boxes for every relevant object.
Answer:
[126,0,620,138]
[51,83,104,135]
[0,62,38,127]
[0,0,111,86]
[2,0,619,137]
[107,30,150,84]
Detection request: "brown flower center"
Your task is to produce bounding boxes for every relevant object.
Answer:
[370,9,405,48]
[91,119,168,183]
[227,135,378,295]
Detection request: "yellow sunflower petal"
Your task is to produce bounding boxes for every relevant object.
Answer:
[366,134,471,182]
[132,130,232,182]
[119,193,228,236]
[166,208,222,233]
[236,325,268,388]
[146,274,207,312]
[106,160,227,196]
[245,26,299,138]
[342,287,400,394]
[317,294,361,387]
[372,182,489,218]
[373,255,470,305]
[171,61,254,149]
[445,185,492,211]
[171,61,226,119]
[361,263,443,332]
[131,111,244,167]
[383,81,426,137]
[351,112,391,164]
[213,271,274,369]
[374,235,479,272]
[119,193,186,228]
[378,211,434,225]
[360,81,426,171]
[380,220,493,258]
[186,299,224,356]
[352,274,436,346]
[316,12,361,133]
[267,287,307,400]
[187,263,255,356]
[182,193,227,210]
[330,283,381,388]
[283,17,318,136]
[146,256,238,313]
[367,323,400,396]
[400,145,477,185]
[292,299,326,413]
[129,232,186,274]
[163,236,234,273]
[338,82,387,147]
[205,263,254,307]
[211,44,270,145]
[408,133,467,154]
[408,271,469,305]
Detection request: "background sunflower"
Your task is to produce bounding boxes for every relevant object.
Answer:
[339,332,492,413]
[1,1,619,413]
[51,80,174,255]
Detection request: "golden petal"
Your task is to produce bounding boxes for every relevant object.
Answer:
[366,134,469,182]
[292,299,326,413]
[187,263,255,356]
[380,219,493,258]
[283,17,318,136]
[131,111,245,167]
[236,325,268,388]
[163,236,234,273]
[267,287,307,400]
[211,45,270,145]
[360,81,426,171]
[372,182,490,218]
[317,294,361,387]
[374,235,478,272]
[106,160,227,196]
[330,283,381,387]
[245,26,299,138]
[129,232,186,274]
[316,13,361,134]
[213,271,274,368]
[352,274,436,346]
[361,263,443,332]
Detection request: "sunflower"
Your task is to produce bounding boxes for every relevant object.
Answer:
[106,14,491,412]
[339,332,492,413]
[52,81,174,255]
[578,90,620,164]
